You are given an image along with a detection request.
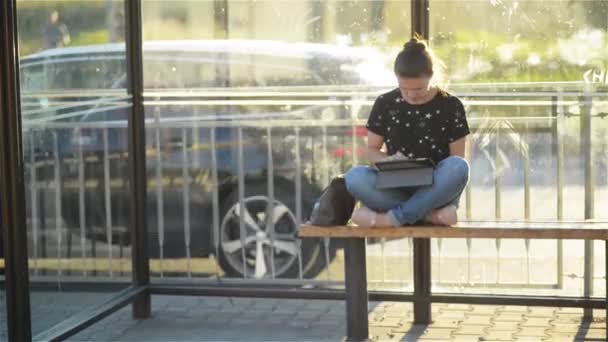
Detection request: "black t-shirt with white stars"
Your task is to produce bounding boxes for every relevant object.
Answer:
[365,87,470,165]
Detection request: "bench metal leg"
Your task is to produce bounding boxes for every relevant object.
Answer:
[605,240,607,337]
[344,238,369,342]
[413,237,432,324]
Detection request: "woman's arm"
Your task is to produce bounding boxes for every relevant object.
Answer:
[449,136,466,158]
[367,131,388,164]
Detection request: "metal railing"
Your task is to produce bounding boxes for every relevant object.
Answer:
[19,83,608,296]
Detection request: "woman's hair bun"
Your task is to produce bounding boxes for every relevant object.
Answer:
[403,37,427,52]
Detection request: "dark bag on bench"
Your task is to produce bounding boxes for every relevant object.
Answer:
[306,175,356,226]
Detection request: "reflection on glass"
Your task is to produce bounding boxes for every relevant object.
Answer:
[15,0,608,307]
[430,0,608,296]
[139,1,411,283]
[18,0,131,335]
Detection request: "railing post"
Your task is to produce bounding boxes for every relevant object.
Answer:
[580,93,595,320]
[552,93,564,289]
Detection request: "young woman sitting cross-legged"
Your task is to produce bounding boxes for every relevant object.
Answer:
[344,36,470,228]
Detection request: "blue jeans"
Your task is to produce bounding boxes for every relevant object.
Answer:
[344,156,470,226]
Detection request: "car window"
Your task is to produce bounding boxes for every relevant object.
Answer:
[226,54,321,87]
[42,57,126,90]
[20,64,46,92]
[144,56,218,89]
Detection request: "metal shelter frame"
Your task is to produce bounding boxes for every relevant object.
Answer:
[1,1,604,341]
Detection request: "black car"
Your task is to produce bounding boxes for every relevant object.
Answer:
[20,40,393,279]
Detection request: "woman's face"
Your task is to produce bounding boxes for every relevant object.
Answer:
[396,76,433,104]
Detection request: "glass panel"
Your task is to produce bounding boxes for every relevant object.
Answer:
[17,0,131,335]
[430,0,608,297]
[142,0,410,287]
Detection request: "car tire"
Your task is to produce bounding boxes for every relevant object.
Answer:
[217,178,335,279]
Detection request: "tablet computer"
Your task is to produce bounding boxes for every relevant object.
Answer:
[374,157,435,189]
[374,157,435,171]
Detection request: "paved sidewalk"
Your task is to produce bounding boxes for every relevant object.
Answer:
[1,291,605,341]
[63,296,604,341]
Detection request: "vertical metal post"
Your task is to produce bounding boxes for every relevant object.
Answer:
[552,94,564,288]
[77,128,87,276]
[494,125,502,220]
[154,118,165,277]
[411,0,431,326]
[103,128,113,277]
[294,127,304,280]
[210,127,222,277]
[125,0,151,319]
[494,126,502,283]
[522,122,531,284]
[237,127,248,278]
[182,128,192,277]
[344,238,369,341]
[53,132,64,278]
[580,94,595,320]
[0,0,33,339]
[266,127,276,279]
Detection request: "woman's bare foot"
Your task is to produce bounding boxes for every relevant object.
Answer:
[424,205,458,226]
[351,206,396,227]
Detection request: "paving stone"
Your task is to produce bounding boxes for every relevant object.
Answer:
[490,321,520,330]
[500,305,530,313]
[548,322,580,333]
[436,311,467,320]
[444,303,473,311]
[586,320,606,330]
[250,299,282,310]
[580,328,606,340]
[453,325,487,335]
[199,297,229,308]
[372,317,406,328]
[557,307,583,314]
[544,332,577,341]
[521,317,552,327]
[428,319,461,329]
[418,327,454,339]
[285,319,314,329]
[462,315,492,325]
[514,327,549,338]
[370,326,401,341]
[387,325,416,335]
[263,316,291,325]
[309,319,341,330]
[494,313,524,322]
[483,329,515,341]
[513,337,544,342]
[387,302,412,312]
[230,318,259,326]
[218,304,247,313]
[468,305,500,315]
[450,335,482,341]
[526,307,556,318]
[552,314,584,324]
[294,311,323,321]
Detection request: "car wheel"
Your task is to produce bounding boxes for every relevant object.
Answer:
[217,180,332,279]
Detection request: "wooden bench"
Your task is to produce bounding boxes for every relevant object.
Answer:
[299,221,608,342]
